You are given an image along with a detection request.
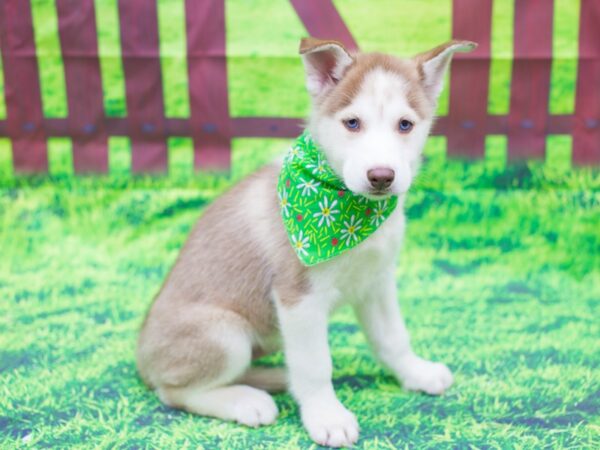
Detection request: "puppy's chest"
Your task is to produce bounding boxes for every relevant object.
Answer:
[309,209,405,304]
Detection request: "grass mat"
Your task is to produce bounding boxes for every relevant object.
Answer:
[1,140,599,448]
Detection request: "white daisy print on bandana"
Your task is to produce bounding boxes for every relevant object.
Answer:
[279,189,291,217]
[305,154,327,175]
[370,200,388,226]
[340,215,363,246]
[296,177,321,196]
[291,230,310,256]
[313,196,340,227]
[286,145,304,162]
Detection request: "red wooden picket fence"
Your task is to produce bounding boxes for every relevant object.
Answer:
[0,0,598,174]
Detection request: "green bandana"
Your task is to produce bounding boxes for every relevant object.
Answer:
[277,132,398,266]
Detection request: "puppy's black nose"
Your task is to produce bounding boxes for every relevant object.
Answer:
[367,168,395,190]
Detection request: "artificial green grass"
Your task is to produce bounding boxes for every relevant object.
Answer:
[1,138,599,448]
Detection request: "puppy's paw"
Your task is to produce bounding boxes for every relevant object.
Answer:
[233,387,279,427]
[398,355,453,395]
[301,398,359,448]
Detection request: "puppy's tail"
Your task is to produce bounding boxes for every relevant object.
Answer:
[237,367,288,393]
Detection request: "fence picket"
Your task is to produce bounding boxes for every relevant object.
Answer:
[447,0,493,158]
[56,0,107,173]
[573,0,600,165]
[118,0,168,173]
[507,0,554,160]
[185,0,231,169]
[0,0,47,173]
[290,0,358,50]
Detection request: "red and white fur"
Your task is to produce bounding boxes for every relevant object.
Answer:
[137,37,476,448]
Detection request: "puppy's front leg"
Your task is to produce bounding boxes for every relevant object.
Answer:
[276,292,359,448]
[354,273,453,395]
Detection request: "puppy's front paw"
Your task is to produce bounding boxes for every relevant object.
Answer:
[301,398,359,448]
[398,355,453,395]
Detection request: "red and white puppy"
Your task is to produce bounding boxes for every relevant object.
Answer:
[137,37,476,448]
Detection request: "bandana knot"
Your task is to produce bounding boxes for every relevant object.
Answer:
[277,132,398,265]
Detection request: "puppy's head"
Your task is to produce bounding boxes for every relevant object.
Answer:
[300,37,476,198]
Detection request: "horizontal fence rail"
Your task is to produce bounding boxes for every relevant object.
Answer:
[0,0,598,174]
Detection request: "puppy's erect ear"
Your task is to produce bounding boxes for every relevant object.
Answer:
[299,37,354,98]
[414,40,477,100]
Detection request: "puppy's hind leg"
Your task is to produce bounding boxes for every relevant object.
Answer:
[237,367,288,393]
[159,384,279,427]
[142,308,278,427]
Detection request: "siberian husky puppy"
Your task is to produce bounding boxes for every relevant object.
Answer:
[137,37,475,447]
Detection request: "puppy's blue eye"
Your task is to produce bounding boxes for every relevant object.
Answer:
[399,119,413,133]
[343,118,360,131]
